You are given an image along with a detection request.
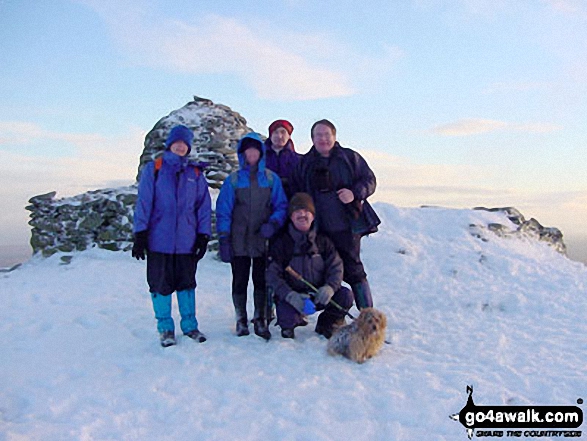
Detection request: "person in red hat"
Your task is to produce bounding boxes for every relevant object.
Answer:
[264,119,299,199]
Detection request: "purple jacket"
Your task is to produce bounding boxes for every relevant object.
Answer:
[134,150,212,254]
[264,139,299,198]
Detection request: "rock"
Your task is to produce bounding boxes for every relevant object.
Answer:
[28,191,56,204]
[473,207,566,255]
[474,206,525,225]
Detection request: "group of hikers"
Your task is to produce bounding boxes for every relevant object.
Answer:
[132,119,378,347]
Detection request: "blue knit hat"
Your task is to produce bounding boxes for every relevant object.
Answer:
[165,125,193,154]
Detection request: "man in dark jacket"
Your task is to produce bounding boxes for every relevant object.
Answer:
[291,119,376,309]
[267,193,353,339]
[264,119,299,199]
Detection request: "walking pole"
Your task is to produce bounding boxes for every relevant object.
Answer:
[284,266,356,320]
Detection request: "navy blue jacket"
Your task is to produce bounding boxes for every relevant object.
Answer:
[292,142,376,233]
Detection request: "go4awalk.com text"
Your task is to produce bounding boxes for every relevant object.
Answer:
[450,386,583,439]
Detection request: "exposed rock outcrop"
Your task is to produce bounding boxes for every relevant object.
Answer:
[472,207,566,255]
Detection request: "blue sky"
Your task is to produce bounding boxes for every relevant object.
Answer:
[1,0,586,261]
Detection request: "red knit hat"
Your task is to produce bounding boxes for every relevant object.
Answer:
[268,119,294,137]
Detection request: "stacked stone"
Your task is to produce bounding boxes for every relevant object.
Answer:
[26,95,252,258]
[137,96,254,188]
[27,187,137,257]
[473,207,567,255]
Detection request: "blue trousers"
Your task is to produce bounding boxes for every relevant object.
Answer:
[151,289,199,334]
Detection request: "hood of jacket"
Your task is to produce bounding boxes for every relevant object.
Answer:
[237,132,267,172]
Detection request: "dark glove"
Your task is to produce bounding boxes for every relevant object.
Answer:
[314,285,334,308]
[218,235,232,263]
[192,234,210,261]
[132,230,148,260]
[259,221,279,239]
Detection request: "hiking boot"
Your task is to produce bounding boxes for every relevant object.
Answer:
[160,331,176,347]
[281,328,295,339]
[185,329,207,343]
[298,316,309,327]
[315,323,334,339]
[236,319,250,337]
[253,319,271,341]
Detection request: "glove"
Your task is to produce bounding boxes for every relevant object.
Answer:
[192,234,210,261]
[285,291,316,316]
[285,291,304,314]
[303,298,316,315]
[259,221,279,239]
[132,230,148,260]
[218,235,232,263]
[314,285,334,308]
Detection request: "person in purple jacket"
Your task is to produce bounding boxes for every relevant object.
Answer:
[132,125,212,347]
[264,119,299,199]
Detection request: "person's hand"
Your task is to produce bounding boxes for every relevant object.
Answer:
[259,221,279,239]
[285,291,304,313]
[132,230,148,260]
[303,298,316,315]
[337,188,355,204]
[218,235,232,263]
[193,234,210,261]
[314,285,334,307]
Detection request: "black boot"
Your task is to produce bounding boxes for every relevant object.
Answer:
[351,279,373,309]
[236,318,250,336]
[252,289,271,340]
[160,331,176,347]
[315,307,346,339]
[185,329,207,343]
[253,319,271,341]
[281,328,295,339]
[315,322,334,339]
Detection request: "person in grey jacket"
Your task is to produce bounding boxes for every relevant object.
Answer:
[216,132,288,340]
[266,193,353,339]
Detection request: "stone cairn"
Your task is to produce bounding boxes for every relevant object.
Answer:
[27,96,254,260]
[471,207,566,255]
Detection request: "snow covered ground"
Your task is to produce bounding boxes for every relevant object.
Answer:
[1,203,586,441]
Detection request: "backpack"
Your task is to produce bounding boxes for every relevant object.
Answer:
[154,156,201,180]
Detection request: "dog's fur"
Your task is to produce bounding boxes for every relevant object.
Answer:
[327,308,387,363]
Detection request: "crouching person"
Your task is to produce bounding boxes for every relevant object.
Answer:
[132,125,211,347]
[267,193,353,339]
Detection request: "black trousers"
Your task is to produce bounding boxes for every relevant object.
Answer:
[147,252,197,296]
[324,229,367,285]
[230,256,267,321]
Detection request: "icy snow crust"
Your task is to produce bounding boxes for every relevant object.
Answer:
[1,203,585,440]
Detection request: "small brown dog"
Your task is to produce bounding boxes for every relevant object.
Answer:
[327,307,387,363]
